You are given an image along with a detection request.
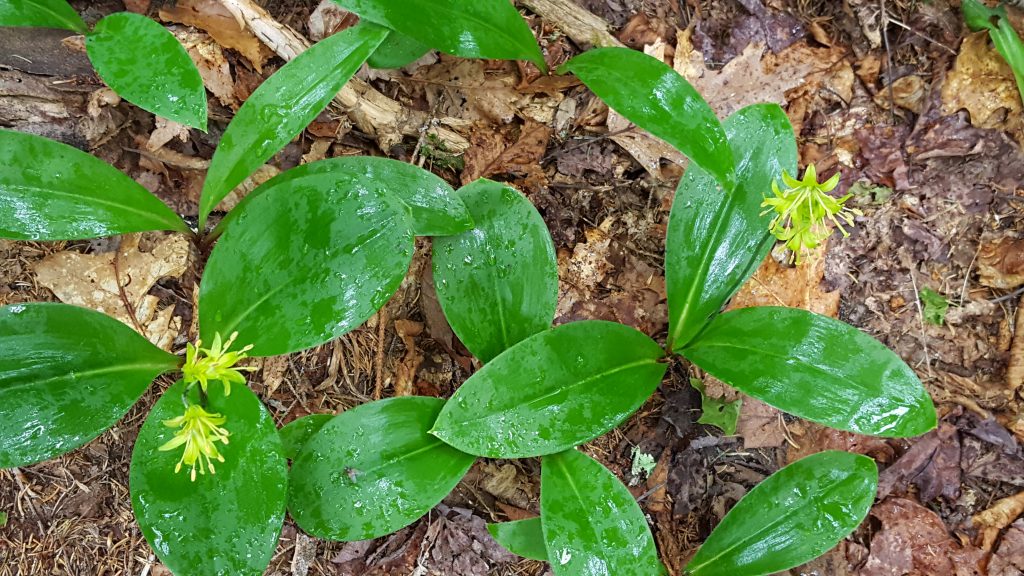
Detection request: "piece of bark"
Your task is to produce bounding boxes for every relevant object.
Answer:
[215,0,468,153]
[520,0,624,49]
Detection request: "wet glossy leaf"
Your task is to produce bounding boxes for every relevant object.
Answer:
[687,450,877,576]
[433,179,557,363]
[86,12,207,130]
[681,306,937,437]
[431,321,667,458]
[541,449,664,576]
[0,0,87,33]
[131,380,288,576]
[368,28,430,69]
[331,0,544,69]
[0,130,189,240]
[488,518,548,561]
[219,156,471,237]
[558,48,734,189]
[279,413,332,460]
[0,303,179,468]
[665,104,797,351]
[198,23,388,228]
[200,159,415,357]
[289,397,476,541]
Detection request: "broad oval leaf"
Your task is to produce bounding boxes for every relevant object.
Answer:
[199,160,415,357]
[87,12,207,130]
[433,179,557,363]
[332,0,545,69]
[681,306,937,437]
[0,130,189,240]
[198,22,388,228]
[558,48,734,189]
[665,104,797,351]
[279,413,332,460]
[215,156,472,237]
[541,449,664,576]
[289,396,476,541]
[431,321,667,458]
[686,450,878,576]
[0,303,178,468]
[131,380,288,576]
[488,518,548,562]
[368,28,430,69]
[0,0,87,33]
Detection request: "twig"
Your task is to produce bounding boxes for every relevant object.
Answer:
[519,0,624,49]
[908,269,934,377]
[880,0,897,124]
[373,305,389,400]
[990,285,1024,304]
[112,239,147,338]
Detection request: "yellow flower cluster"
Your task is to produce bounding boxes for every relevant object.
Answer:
[761,165,862,264]
[181,331,255,397]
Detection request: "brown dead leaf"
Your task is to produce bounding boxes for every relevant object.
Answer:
[420,505,517,575]
[990,520,1024,575]
[461,119,551,185]
[975,490,1024,551]
[674,36,846,119]
[862,497,985,576]
[479,463,532,509]
[555,220,614,321]
[160,0,272,72]
[876,423,961,503]
[34,234,189,350]
[979,236,1024,289]
[171,28,237,109]
[146,116,189,152]
[308,0,358,42]
[734,398,786,449]
[942,32,1024,145]
[258,355,289,397]
[393,319,423,397]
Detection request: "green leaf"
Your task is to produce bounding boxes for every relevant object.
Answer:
[665,104,797,351]
[289,396,476,540]
[691,378,741,435]
[433,179,557,363]
[0,129,189,240]
[198,22,388,229]
[331,0,545,69]
[541,449,664,576]
[558,48,734,189]
[199,160,415,357]
[216,156,472,237]
[686,450,877,576]
[279,414,333,460]
[487,518,548,561]
[86,12,207,130]
[919,287,948,326]
[0,0,87,33]
[681,306,937,437]
[963,0,1024,105]
[368,28,430,69]
[0,303,178,468]
[131,380,288,576]
[431,321,667,458]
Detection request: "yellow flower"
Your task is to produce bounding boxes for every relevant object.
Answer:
[760,164,862,264]
[181,331,255,396]
[159,404,230,481]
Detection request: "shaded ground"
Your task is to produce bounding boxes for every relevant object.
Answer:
[2,0,1024,575]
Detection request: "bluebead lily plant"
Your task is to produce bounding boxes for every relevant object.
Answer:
[0,1,936,576]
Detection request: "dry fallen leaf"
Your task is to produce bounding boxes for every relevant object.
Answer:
[34,234,190,351]
[461,119,551,185]
[171,28,238,109]
[146,116,189,152]
[979,236,1024,289]
[160,0,273,72]
[942,32,1023,145]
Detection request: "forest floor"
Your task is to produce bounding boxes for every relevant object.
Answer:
[2,0,1024,574]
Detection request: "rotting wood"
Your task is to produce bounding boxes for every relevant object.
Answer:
[215,0,469,153]
[520,0,624,49]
